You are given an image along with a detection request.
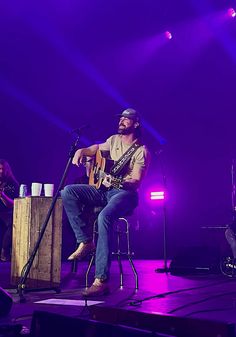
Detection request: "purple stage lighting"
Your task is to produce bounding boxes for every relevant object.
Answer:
[165,31,172,40]
[228,8,236,18]
[150,191,165,200]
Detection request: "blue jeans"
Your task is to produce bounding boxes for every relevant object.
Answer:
[61,184,138,280]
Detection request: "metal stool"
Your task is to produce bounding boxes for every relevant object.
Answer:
[70,207,139,289]
[85,215,139,289]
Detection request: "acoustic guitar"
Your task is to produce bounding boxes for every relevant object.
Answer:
[88,150,123,190]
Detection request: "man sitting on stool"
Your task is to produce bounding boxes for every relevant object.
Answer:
[61,108,150,296]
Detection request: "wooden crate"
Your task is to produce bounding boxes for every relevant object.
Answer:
[11,197,62,289]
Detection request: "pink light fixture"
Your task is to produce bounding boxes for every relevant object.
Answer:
[150,191,165,200]
[165,31,173,40]
[228,8,236,18]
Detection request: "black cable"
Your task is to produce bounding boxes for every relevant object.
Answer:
[168,290,236,314]
[129,279,233,306]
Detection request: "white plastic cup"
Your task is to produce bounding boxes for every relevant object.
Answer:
[44,183,54,197]
[31,183,42,196]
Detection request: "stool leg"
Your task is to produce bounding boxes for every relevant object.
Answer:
[71,243,78,273]
[116,228,124,288]
[126,219,138,289]
[85,219,97,287]
[85,254,95,288]
[127,255,139,290]
[71,259,78,273]
[120,217,139,290]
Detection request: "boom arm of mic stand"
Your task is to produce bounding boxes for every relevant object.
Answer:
[17,134,81,302]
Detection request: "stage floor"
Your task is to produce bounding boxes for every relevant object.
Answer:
[1,259,236,336]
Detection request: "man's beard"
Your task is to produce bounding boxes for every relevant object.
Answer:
[118,125,134,135]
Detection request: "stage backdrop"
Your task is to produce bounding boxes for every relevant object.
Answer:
[0,0,235,258]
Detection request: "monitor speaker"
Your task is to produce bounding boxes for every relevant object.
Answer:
[169,246,221,275]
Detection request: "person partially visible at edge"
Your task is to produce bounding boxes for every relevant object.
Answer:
[0,159,19,261]
[61,108,151,296]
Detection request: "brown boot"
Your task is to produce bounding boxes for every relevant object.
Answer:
[82,278,110,297]
[67,241,95,260]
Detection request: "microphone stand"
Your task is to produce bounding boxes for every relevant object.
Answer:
[154,149,169,273]
[17,131,83,302]
[221,159,236,277]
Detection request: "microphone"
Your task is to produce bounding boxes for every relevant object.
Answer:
[71,124,90,135]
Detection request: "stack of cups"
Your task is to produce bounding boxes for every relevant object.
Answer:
[31,183,54,197]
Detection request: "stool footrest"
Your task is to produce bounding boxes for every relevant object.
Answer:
[71,214,138,289]
[112,252,135,256]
